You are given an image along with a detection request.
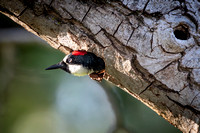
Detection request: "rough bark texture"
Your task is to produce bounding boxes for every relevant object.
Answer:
[1,0,200,132]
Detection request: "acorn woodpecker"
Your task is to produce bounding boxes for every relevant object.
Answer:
[45,50,105,81]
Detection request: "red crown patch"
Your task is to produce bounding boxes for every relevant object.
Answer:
[72,50,87,56]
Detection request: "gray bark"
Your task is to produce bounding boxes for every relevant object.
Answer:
[1,0,200,132]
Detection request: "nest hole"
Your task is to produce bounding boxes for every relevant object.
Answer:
[173,24,190,40]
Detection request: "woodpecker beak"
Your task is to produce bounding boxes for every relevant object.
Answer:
[45,61,66,70]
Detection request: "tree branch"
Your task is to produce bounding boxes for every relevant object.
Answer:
[1,0,200,132]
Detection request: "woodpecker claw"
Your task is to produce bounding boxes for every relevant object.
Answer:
[89,70,105,82]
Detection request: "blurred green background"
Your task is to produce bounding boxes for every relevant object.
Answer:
[0,13,181,133]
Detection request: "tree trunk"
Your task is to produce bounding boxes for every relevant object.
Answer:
[1,0,200,132]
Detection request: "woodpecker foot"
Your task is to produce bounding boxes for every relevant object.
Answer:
[89,70,105,82]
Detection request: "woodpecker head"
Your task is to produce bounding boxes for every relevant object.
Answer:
[46,50,105,81]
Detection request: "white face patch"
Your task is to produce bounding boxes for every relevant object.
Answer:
[68,64,93,76]
[63,55,69,63]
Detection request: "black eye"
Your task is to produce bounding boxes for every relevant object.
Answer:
[68,58,73,63]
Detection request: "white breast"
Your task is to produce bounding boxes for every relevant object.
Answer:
[68,64,93,76]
